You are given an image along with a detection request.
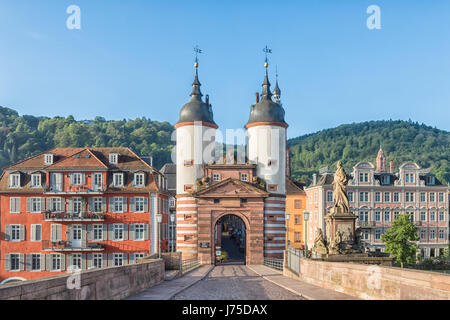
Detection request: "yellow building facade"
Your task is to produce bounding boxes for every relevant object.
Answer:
[285,178,306,250]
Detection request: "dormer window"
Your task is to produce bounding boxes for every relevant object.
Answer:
[426,176,435,185]
[405,173,414,183]
[359,172,369,183]
[44,154,54,165]
[381,175,390,185]
[109,153,119,165]
[9,173,21,188]
[134,173,145,187]
[113,173,124,187]
[30,174,42,188]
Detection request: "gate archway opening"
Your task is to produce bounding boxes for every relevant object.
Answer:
[214,214,246,265]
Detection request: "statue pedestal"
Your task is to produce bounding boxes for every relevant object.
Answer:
[325,208,358,254]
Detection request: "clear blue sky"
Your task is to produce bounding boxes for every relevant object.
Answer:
[0,0,449,138]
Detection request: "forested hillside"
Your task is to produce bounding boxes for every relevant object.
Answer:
[0,106,175,170]
[288,120,450,184]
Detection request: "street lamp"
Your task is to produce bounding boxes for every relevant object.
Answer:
[303,211,310,257]
[170,213,176,253]
[156,214,162,259]
[286,213,291,249]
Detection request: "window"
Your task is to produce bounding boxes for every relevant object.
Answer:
[375,192,381,202]
[405,173,414,183]
[420,192,426,202]
[294,215,301,225]
[30,174,41,188]
[381,175,390,184]
[375,211,381,222]
[184,160,194,167]
[91,253,102,269]
[113,253,123,266]
[169,197,176,208]
[9,174,21,188]
[11,225,21,241]
[71,173,83,185]
[394,211,400,220]
[384,192,390,203]
[439,230,445,240]
[109,153,118,165]
[10,254,20,271]
[240,173,248,182]
[134,173,145,187]
[405,192,414,203]
[362,231,369,240]
[327,192,333,202]
[359,172,369,183]
[134,253,146,262]
[44,154,54,165]
[294,232,301,242]
[93,173,103,190]
[439,211,444,222]
[241,198,247,204]
[93,197,103,213]
[214,199,220,204]
[10,197,20,213]
[73,198,82,214]
[113,173,124,187]
[384,210,390,222]
[31,225,41,241]
[184,185,194,192]
[438,193,444,203]
[359,192,369,202]
[135,197,145,213]
[50,198,62,212]
[212,174,220,182]
[93,225,103,241]
[359,211,368,222]
[420,230,427,240]
[51,254,61,271]
[420,211,426,222]
[31,254,41,271]
[393,192,399,202]
[30,198,42,213]
[375,230,381,240]
[294,200,301,209]
[430,193,435,202]
[430,230,436,240]
[430,211,436,222]
[114,224,124,241]
[348,192,353,202]
[426,176,435,185]
[113,197,124,213]
[135,224,145,241]
[268,184,278,192]
[71,254,82,270]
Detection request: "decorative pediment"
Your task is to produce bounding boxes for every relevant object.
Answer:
[193,178,269,198]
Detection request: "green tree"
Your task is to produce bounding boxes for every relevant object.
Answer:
[381,214,419,268]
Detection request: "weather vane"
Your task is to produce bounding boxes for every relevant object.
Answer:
[194,45,203,64]
[263,45,272,63]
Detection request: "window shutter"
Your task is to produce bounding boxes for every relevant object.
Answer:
[144,197,149,213]
[87,225,93,241]
[129,224,135,241]
[46,198,52,211]
[103,254,107,267]
[81,225,87,248]
[81,254,86,270]
[102,224,108,241]
[40,254,46,271]
[25,254,32,271]
[31,225,36,241]
[46,254,52,271]
[109,224,114,241]
[5,225,11,241]
[69,174,73,185]
[132,174,136,187]
[122,197,128,213]
[123,253,128,266]
[144,224,149,241]
[81,174,86,185]
[123,224,128,241]
[108,254,113,267]
[102,197,107,213]
[20,225,25,241]
[130,253,135,264]
[40,197,45,212]
[122,172,127,186]
[130,197,135,212]
[87,254,93,269]
[26,198,31,213]
[5,254,10,271]
[88,198,93,212]
[109,197,114,213]
[67,254,72,270]
[68,198,73,213]
[61,254,66,271]
[50,225,56,242]
[19,254,25,271]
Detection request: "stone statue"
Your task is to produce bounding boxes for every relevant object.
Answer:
[332,161,350,214]
[312,228,328,255]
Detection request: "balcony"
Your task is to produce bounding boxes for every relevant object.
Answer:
[356,221,376,228]
[43,211,105,222]
[44,184,105,195]
[42,240,105,252]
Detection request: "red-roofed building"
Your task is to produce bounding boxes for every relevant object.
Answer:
[0,147,170,283]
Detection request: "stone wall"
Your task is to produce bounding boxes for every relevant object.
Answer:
[284,258,450,300]
[0,259,164,300]
[161,252,182,270]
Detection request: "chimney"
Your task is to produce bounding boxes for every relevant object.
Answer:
[255,92,260,103]
[312,173,317,186]
[389,161,394,173]
[286,147,291,178]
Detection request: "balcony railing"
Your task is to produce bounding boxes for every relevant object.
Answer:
[45,184,105,194]
[43,211,105,221]
[42,240,105,252]
[356,221,376,228]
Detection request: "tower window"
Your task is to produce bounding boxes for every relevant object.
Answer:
[184,185,194,192]
[268,184,278,192]
[241,198,248,204]
[184,160,194,167]
[212,174,220,182]
[240,173,249,182]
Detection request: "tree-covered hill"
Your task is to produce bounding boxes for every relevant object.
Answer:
[0,106,175,170]
[288,120,450,184]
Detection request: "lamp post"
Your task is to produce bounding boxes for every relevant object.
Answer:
[286,213,291,249]
[170,213,176,253]
[303,211,310,257]
[156,214,162,259]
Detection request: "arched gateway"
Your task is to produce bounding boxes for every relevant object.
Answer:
[214,214,247,264]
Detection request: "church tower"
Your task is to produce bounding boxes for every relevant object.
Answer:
[245,59,288,258]
[175,60,217,259]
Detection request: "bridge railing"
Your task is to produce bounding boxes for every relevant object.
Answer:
[286,247,303,275]
[181,258,200,274]
[263,257,284,271]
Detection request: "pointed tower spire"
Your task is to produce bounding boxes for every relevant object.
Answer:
[261,60,273,100]
[190,60,203,99]
[273,66,281,104]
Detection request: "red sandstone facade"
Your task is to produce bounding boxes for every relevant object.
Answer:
[0,147,169,283]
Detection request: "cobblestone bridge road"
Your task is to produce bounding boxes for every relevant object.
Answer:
[172,265,305,300]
